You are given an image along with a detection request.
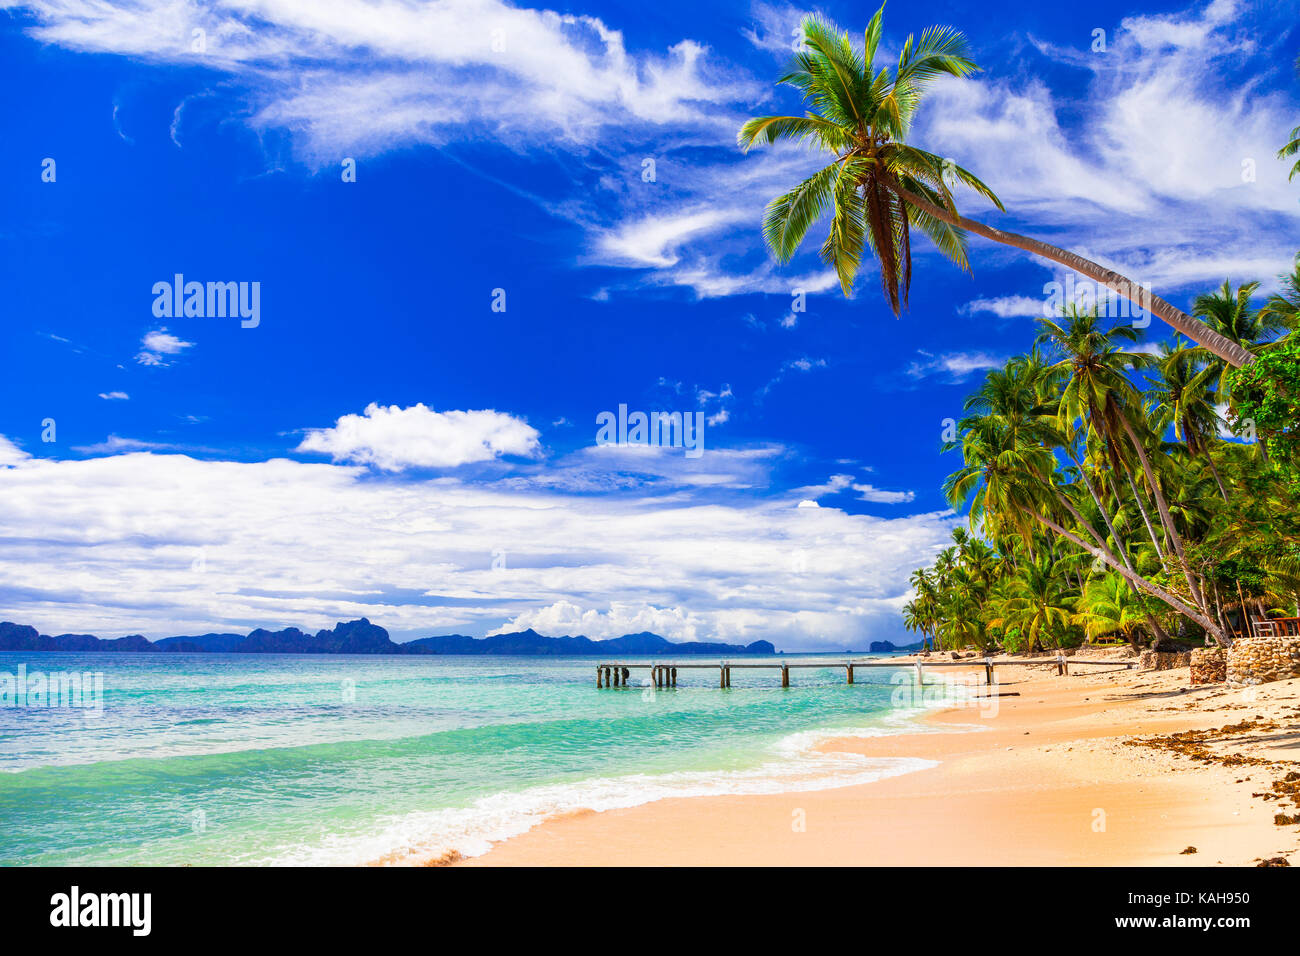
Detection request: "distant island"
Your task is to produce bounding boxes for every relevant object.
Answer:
[0,619,777,657]
[868,640,924,653]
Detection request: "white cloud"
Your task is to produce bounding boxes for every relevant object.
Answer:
[792,473,853,501]
[136,329,193,366]
[296,403,542,472]
[490,601,705,641]
[4,0,753,157]
[0,450,959,649]
[0,435,30,467]
[914,0,1298,298]
[960,295,1044,319]
[597,207,747,268]
[6,0,1296,308]
[852,483,916,505]
[905,350,1005,383]
[741,2,812,57]
[73,436,178,455]
[98,391,130,401]
[758,354,828,398]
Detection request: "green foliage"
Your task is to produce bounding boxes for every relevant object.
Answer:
[909,263,1300,650]
[738,5,1002,310]
[1227,333,1300,476]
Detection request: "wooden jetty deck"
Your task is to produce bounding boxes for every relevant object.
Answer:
[595,656,1134,688]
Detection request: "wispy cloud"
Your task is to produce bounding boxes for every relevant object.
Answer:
[852,483,916,505]
[905,349,1006,383]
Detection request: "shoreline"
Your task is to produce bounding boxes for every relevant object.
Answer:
[455,661,1300,867]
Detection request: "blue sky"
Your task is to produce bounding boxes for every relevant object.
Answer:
[0,0,1296,649]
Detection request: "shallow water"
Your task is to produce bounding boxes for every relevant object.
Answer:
[0,652,937,865]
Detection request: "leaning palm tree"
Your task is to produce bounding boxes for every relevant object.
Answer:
[738,7,1255,368]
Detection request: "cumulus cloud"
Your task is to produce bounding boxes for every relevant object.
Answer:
[136,329,193,366]
[0,450,958,649]
[296,403,542,471]
[0,435,30,467]
[98,391,130,401]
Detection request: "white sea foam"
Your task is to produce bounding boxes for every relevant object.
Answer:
[264,705,947,867]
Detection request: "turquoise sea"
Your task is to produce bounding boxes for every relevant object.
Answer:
[0,653,942,866]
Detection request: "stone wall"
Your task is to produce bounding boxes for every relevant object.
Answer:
[1190,647,1226,685]
[1227,636,1300,686]
[1138,649,1191,671]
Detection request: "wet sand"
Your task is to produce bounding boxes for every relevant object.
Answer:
[459,660,1300,866]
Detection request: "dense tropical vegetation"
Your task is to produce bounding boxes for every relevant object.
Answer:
[741,9,1300,653]
[902,273,1300,653]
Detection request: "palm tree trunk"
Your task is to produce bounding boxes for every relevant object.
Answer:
[1204,449,1229,502]
[1067,448,1133,570]
[1123,466,1166,561]
[1146,612,1172,650]
[1027,508,1227,640]
[883,179,1257,368]
[1118,414,1208,611]
[1211,578,1232,647]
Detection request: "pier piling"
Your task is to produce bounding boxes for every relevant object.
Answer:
[592,656,1119,691]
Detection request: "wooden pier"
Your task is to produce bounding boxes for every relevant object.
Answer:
[595,656,1133,688]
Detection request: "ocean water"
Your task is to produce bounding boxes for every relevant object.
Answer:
[0,653,942,866]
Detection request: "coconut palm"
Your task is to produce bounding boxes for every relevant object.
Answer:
[1258,260,1300,332]
[1072,572,1148,648]
[738,7,1255,367]
[984,554,1075,651]
[1147,341,1228,499]
[1191,280,1287,402]
[945,380,1226,640]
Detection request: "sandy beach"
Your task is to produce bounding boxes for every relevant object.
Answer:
[460,658,1300,867]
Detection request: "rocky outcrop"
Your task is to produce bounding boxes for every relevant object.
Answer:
[1227,636,1300,686]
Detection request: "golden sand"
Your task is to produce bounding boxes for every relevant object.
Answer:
[459,661,1300,867]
